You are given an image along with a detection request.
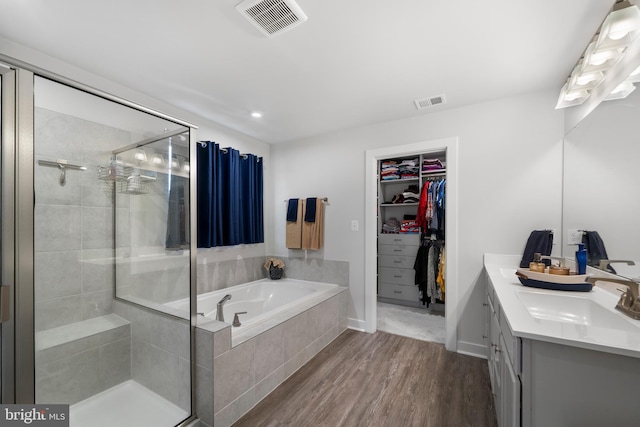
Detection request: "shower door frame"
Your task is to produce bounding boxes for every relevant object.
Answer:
[0,57,199,426]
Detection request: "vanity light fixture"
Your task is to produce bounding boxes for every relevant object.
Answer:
[556,0,640,108]
[182,160,190,173]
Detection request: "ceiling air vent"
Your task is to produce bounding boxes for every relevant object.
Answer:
[414,94,447,110]
[236,0,308,38]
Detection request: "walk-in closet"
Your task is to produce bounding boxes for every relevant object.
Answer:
[376,151,447,343]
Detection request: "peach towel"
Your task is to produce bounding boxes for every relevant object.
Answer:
[286,199,304,249]
[302,198,324,250]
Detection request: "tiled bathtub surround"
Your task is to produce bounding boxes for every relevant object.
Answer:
[195,289,349,427]
[196,254,349,294]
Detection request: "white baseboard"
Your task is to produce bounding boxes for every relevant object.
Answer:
[457,340,487,359]
[347,318,366,332]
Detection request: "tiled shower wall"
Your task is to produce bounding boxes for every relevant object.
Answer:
[34,107,132,331]
[196,254,349,294]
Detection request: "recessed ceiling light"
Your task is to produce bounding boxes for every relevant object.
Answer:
[251,111,263,118]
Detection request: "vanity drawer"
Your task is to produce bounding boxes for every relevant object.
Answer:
[379,233,420,246]
[378,254,415,269]
[378,267,415,286]
[378,243,419,257]
[378,282,420,302]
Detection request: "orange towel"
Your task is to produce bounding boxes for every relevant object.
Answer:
[302,198,324,250]
[286,199,304,249]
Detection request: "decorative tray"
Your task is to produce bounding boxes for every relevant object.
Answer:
[515,268,592,292]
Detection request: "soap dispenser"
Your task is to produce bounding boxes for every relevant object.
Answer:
[575,243,587,275]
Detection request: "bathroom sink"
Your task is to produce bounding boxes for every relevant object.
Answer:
[515,290,639,332]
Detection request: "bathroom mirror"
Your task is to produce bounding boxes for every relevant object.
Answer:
[562,59,640,280]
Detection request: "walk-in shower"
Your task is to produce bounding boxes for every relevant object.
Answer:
[1,67,196,427]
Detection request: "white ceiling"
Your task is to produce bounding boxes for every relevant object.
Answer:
[0,0,615,144]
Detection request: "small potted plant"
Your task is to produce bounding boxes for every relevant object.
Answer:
[264,258,285,280]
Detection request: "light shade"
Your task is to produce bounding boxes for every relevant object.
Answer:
[170,156,180,169]
[596,4,640,51]
[556,82,590,109]
[581,42,622,73]
[151,153,164,165]
[605,80,636,101]
[134,148,147,162]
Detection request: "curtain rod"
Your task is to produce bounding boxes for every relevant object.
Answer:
[284,197,329,203]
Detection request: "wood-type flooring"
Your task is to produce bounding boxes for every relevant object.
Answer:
[233,329,497,427]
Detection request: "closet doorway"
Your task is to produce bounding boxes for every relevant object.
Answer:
[364,137,458,352]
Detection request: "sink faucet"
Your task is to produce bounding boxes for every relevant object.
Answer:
[539,255,565,267]
[586,277,640,320]
[598,259,635,271]
[216,294,232,322]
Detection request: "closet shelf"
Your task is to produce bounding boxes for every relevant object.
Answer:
[380,178,419,184]
[380,203,419,207]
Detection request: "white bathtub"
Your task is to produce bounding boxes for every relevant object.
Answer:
[166,278,341,332]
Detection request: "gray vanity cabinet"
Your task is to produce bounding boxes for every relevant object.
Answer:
[486,275,521,427]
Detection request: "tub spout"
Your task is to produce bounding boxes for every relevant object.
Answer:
[216,294,232,322]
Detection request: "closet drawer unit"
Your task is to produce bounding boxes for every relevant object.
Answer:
[378,233,420,246]
[378,243,419,257]
[378,267,415,286]
[378,254,415,269]
[378,282,421,302]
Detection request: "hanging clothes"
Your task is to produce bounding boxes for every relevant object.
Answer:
[413,238,445,305]
[417,178,446,239]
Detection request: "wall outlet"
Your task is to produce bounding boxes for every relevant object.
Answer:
[351,220,359,232]
[567,229,583,245]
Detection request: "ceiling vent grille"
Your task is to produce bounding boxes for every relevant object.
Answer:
[236,0,308,38]
[414,94,447,110]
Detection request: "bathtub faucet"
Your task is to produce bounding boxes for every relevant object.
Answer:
[216,295,232,322]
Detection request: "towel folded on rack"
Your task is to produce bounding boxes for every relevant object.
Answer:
[519,230,554,268]
[286,199,304,249]
[302,198,324,250]
[304,197,317,223]
[286,198,299,222]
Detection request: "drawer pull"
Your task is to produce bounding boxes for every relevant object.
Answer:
[394,261,402,264]
[393,275,402,278]
[393,249,403,252]
[394,239,401,242]
[393,290,402,294]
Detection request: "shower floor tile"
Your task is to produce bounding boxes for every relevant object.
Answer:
[70,380,189,427]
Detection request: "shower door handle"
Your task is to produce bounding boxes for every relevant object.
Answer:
[0,285,9,322]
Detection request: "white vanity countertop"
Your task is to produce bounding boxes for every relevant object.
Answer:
[484,254,640,359]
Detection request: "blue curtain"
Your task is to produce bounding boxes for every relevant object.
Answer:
[197,142,263,247]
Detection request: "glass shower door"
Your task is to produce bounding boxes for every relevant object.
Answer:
[33,76,194,427]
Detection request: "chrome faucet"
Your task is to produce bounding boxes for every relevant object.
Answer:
[216,294,232,322]
[586,277,640,320]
